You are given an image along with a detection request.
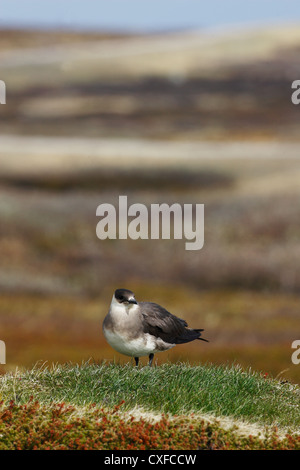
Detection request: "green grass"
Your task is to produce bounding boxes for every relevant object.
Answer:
[0,361,299,450]
[1,361,299,430]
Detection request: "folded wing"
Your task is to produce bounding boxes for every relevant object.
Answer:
[140,302,207,344]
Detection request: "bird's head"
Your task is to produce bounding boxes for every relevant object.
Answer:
[114,288,138,306]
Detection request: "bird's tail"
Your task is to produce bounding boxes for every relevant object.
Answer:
[176,328,209,344]
[195,328,209,343]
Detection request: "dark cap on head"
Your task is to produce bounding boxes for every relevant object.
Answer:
[114,288,137,304]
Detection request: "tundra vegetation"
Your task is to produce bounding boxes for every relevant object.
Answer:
[0,362,299,450]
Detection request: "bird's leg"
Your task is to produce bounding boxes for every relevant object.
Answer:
[134,357,139,367]
[148,353,154,367]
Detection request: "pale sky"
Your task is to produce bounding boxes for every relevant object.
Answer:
[1,0,300,31]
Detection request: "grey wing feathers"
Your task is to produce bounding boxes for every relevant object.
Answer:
[140,302,207,344]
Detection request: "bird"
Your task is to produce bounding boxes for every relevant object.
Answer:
[102,288,208,366]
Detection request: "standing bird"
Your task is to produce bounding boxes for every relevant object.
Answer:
[103,288,208,366]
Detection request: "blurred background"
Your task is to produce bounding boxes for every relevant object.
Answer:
[0,0,300,383]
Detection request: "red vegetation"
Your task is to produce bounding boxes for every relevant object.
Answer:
[0,399,299,450]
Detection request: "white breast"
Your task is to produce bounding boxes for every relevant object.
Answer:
[103,328,158,357]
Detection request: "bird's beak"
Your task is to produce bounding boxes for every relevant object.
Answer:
[128,298,137,304]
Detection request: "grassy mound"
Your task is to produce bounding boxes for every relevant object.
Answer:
[0,362,299,450]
